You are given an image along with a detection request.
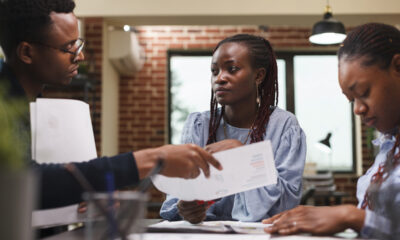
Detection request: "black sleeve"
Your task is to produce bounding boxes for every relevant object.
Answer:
[31,152,140,209]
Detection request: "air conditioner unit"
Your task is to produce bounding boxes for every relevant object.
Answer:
[108,30,145,76]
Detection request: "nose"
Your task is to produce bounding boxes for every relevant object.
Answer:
[353,99,367,116]
[73,50,85,63]
[213,71,228,85]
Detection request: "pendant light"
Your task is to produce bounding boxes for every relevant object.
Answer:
[309,1,346,45]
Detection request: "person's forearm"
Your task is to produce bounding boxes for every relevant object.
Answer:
[342,205,366,232]
[133,148,160,179]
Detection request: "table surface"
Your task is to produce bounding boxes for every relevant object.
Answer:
[42,219,365,240]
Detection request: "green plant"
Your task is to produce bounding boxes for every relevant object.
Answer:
[0,84,28,170]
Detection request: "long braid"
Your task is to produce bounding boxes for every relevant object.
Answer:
[339,23,400,210]
[207,91,224,144]
[206,34,278,144]
[250,38,278,143]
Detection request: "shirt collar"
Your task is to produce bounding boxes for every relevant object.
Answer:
[372,131,397,147]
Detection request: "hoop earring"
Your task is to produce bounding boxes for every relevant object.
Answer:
[256,83,261,108]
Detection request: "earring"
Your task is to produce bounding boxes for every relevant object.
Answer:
[256,83,261,108]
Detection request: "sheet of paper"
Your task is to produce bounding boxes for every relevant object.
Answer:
[152,141,277,201]
[130,233,271,240]
[31,204,88,228]
[30,98,97,163]
[30,98,97,228]
[30,102,36,159]
[148,220,272,234]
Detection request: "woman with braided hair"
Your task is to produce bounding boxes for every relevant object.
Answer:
[160,34,306,223]
[263,23,400,239]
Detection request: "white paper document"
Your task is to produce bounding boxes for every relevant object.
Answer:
[130,233,271,240]
[30,98,97,228]
[32,204,87,228]
[148,220,272,234]
[30,98,97,163]
[152,141,277,201]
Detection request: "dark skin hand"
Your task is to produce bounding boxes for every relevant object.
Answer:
[177,200,209,224]
[134,144,223,180]
[262,205,365,236]
[177,140,242,224]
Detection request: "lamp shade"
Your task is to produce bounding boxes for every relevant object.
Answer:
[309,12,346,45]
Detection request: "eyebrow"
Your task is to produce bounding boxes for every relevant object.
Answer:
[212,60,236,65]
[61,39,78,48]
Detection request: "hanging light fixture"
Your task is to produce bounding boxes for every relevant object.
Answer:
[309,1,346,45]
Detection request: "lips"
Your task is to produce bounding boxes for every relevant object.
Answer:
[363,117,377,127]
[69,67,79,77]
[215,87,229,93]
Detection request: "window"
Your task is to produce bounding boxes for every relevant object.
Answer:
[168,52,212,144]
[277,52,355,172]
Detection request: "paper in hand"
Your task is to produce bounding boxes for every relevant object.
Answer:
[152,141,277,201]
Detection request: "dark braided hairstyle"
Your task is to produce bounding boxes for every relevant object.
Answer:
[338,23,400,211]
[0,0,76,59]
[207,34,278,144]
[338,23,400,69]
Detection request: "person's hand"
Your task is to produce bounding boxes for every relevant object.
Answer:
[134,144,222,179]
[77,202,87,214]
[262,205,365,235]
[204,139,243,154]
[177,200,208,224]
[159,144,222,179]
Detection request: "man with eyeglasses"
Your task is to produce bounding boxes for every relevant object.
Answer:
[0,0,226,210]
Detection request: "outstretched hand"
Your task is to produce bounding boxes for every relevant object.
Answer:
[262,205,365,235]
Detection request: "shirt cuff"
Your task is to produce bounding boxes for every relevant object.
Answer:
[361,209,391,237]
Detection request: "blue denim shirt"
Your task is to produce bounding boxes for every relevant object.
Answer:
[160,107,306,222]
[357,133,400,238]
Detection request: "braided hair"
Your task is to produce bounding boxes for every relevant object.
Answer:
[207,34,278,144]
[0,0,76,59]
[338,23,400,210]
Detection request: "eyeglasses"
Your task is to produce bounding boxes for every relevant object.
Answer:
[31,38,85,61]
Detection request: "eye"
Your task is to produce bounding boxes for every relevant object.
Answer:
[360,88,370,98]
[228,66,239,73]
[211,67,218,76]
[344,94,354,103]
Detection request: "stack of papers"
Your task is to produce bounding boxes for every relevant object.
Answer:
[148,220,271,234]
[132,233,271,240]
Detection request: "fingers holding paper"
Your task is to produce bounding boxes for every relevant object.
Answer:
[158,144,223,179]
[177,200,207,224]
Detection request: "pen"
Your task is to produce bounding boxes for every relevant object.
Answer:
[106,172,117,239]
[64,163,127,240]
[137,158,164,193]
[119,158,164,235]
